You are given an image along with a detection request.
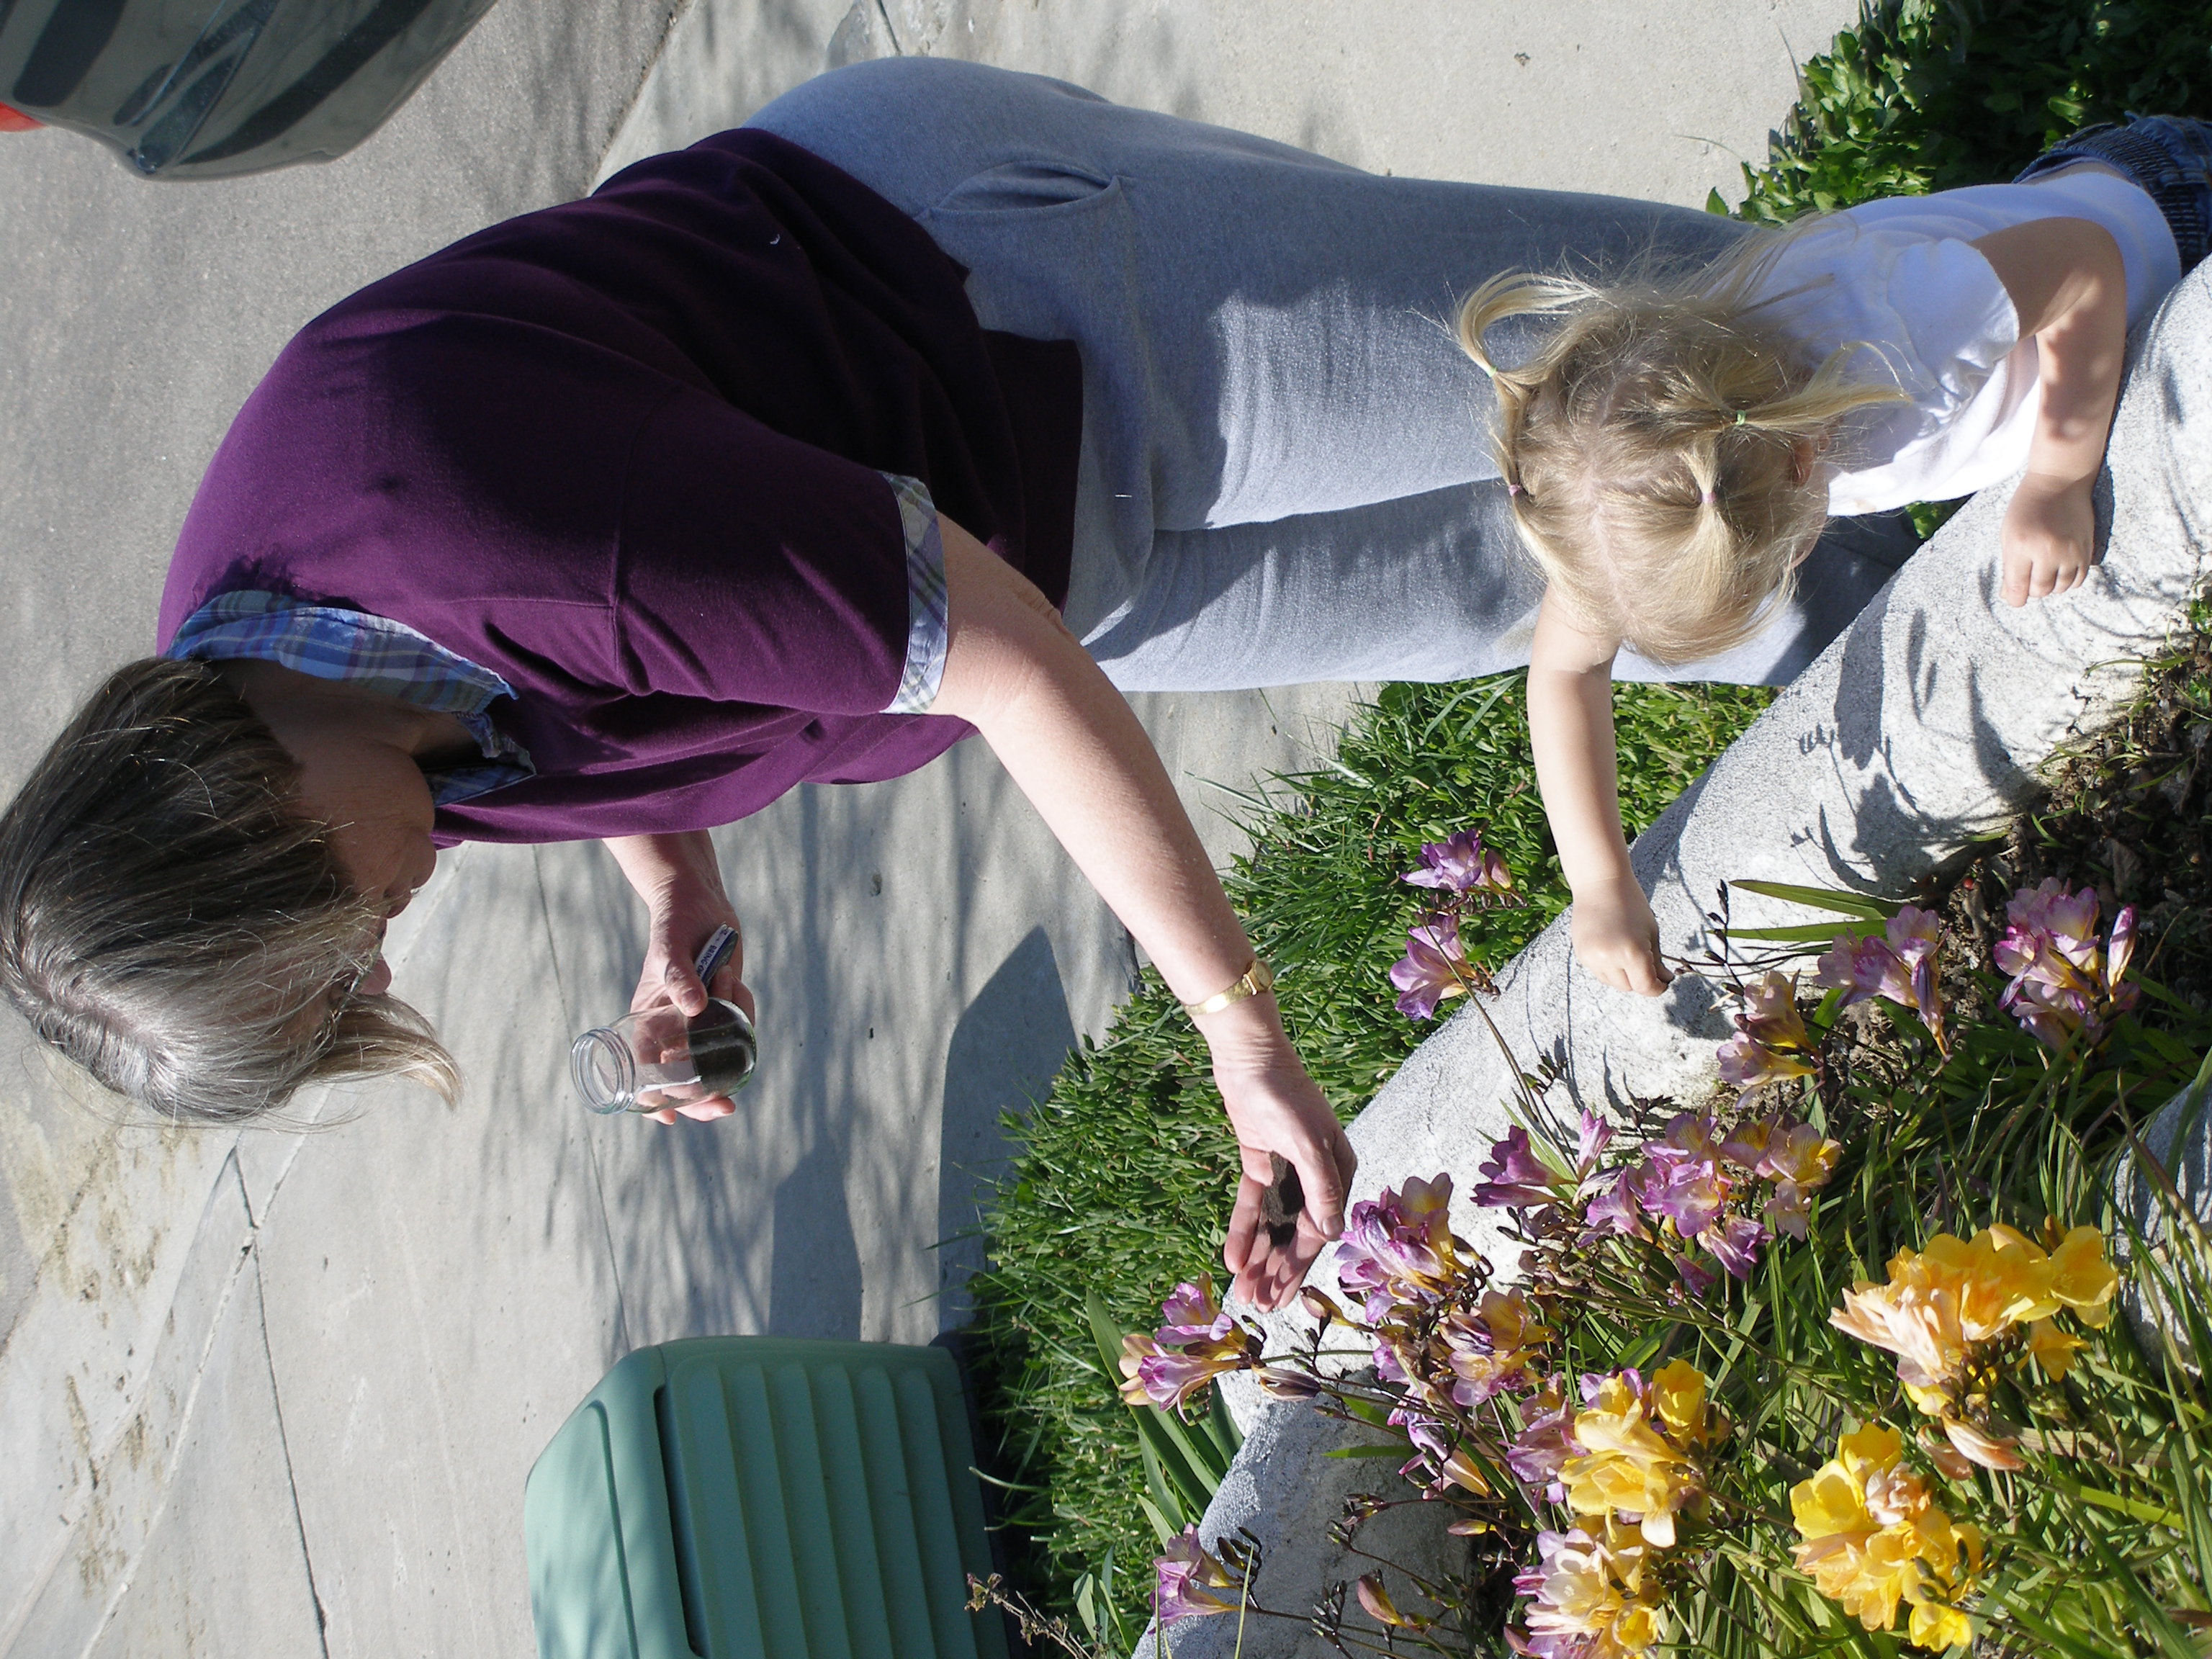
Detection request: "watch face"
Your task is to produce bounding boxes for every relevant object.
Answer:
[0,0,500,180]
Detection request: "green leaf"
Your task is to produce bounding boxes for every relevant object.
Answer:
[1728,878,1898,920]
[1726,919,1884,944]
[1323,1441,1412,1459]
[1136,1491,1182,1551]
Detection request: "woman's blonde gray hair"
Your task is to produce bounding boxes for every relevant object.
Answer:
[0,657,459,1123]
[1457,233,1911,665]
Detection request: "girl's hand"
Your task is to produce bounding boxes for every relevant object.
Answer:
[1571,875,1672,997]
[2000,471,2098,607]
[1205,1007,1357,1310]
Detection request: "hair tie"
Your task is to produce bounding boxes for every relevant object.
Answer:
[1700,485,1715,506]
[1506,481,1522,495]
[1734,410,1749,427]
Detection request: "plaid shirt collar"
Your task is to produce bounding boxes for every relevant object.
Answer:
[166,591,535,807]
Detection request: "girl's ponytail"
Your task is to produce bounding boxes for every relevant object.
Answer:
[1455,237,1910,665]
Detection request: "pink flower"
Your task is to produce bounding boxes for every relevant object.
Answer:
[1716,972,1817,1092]
[1704,1213,1767,1280]
[1390,912,1475,1019]
[1994,881,2141,1049]
[1475,1125,1564,1208]
[1672,1252,1720,1298]
[1157,1277,1233,1344]
[1998,879,2101,968]
[1815,932,1915,1007]
[1583,1169,1643,1237]
[1506,1378,1582,1501]
[1716,1118,1773,1171]
[1154,1527,1240,1623]
[1336,1174,1463,1318]
[1816,905,1948,1050]
[1441,1290,1551,1407]
[1754,1120,1842,1239]
[1575,1109,1615,1177]
[1120,1274,1260,1412]
[1633,1152,1727,1238]
[1403,827,1514,896]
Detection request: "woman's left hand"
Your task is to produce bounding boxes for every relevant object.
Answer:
[605,830,756,1123]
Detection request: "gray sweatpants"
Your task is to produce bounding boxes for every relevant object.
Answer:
[747,60,1915,690]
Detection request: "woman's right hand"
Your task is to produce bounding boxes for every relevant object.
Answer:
[1570,874,1672,997]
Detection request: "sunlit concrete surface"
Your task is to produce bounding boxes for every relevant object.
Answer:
[0,3,1856,1654]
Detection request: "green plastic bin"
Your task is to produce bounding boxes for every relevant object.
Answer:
[524,1337,1010,1659]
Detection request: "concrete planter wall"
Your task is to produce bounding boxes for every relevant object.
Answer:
[1141,266,2212,1658]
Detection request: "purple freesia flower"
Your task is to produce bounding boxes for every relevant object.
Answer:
[1999,878,2102,968]
[1505,1380,1581,1501]
[1637,1152,1727,1238]
[1658,1112,1719,1160]
[1755,1120,1840,1241]
[1672,1251,1720,1298]
[1766,1180,1813,1240]
[1583,1168,1642,1237]
[1156,1277,1233,1344]
[1715,1117,1773,1172]
[1154,1526,1238,1623]
[1816,904,1948,1050]
[1335,1174,1460,1318]
[1390,912,1474,1019]
[1474,1125,1562,1209]
[1402,827,1514,895]
[1704,1213,1767,1280]
[1133,1349,1233,1412]
[1575,1108,1614,1176]
[1815,930,1915,1007]
[1994,881,2141,1049]
[1717,971,1817,1092]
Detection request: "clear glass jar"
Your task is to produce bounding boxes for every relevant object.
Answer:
[570,997,757,1115]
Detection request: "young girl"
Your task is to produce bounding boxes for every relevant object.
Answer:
[1460,114,2212,997]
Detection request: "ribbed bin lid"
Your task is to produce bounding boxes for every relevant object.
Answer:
[525,1337,1007,1659]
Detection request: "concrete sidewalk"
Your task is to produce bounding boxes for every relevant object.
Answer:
[0,4,1857,1655]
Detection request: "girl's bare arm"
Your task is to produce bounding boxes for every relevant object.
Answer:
[1970,216,2129,607]
[1528,593,1671,995]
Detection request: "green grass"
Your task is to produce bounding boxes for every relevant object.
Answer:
[1723,0,2212,224]
[965,0,2212,1639]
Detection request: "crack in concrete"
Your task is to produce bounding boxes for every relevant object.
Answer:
[251,1244,333,1659]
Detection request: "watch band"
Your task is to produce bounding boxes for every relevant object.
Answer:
[1180,958,1275,1018]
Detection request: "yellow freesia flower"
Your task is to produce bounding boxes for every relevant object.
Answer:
[1908,1599,1974,1651]
[2026,1316,2085,1378]
[1563,1365,1718,1547]
[2046,1226,2118,1328]
[1832,1278,1967,1403]
[1791,1424,1981,1652]
[1649,1358,1706,1439]
[1834,1223,2114,1408]
[1520,1519,1665,1658]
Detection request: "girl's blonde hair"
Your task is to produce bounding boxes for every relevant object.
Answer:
[1457,236,1910,665]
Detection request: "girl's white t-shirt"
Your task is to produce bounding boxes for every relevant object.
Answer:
[1750,166,2182,516]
